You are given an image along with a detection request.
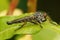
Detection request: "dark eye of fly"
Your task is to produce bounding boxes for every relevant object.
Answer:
[7,12,47,26]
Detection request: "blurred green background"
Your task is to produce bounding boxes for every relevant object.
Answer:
[0,0,28,12]
[0,0,9,11]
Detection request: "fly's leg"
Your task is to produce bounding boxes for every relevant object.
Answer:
[28,20,37,24]
[37,20,43,28]
[28,18,38,24]
[15,22,27,31]
[40,24,43,28]
[20,22,27,28]
[21,22,27,27]
[34,18,43,28]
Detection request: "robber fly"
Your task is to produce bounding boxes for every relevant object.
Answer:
[7,11,47,28]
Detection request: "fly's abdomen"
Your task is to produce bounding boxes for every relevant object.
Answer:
[7,18,25,25]
[7,16,33,25]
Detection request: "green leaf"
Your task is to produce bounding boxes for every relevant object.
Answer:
[32,28,60,40]
[0,0,9,11]
[15,22,41,34]
[0,26,21,40]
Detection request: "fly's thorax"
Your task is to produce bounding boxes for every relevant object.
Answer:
[40,12,47,22]
[35,12,46,22]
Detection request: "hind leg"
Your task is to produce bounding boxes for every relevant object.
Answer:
[15,22,27,31]
[20,22,27,28]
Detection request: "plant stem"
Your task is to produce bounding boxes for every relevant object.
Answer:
[27,0,37,13]
[6,0,19,15]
